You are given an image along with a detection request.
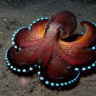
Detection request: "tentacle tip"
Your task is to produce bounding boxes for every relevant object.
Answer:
[80,21,85,26]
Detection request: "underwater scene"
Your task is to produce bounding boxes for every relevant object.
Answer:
[0,0,96,96]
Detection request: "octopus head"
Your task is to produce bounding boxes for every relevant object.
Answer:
[44,23,65,40]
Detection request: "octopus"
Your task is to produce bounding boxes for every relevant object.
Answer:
[5,10,96,88]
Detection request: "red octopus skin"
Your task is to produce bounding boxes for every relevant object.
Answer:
[6,11,96,84]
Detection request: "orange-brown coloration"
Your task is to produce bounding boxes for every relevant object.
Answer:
[37,23,46,37]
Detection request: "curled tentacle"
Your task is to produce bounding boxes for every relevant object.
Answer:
[74,21,96,45]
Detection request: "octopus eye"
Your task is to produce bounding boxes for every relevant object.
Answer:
[57,26,64,34]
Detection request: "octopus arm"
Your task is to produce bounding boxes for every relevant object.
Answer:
[7,39,44,68]
[14,19,48,47]
[61,48,96,65]
[58,42,96,65]
[43,43,78,80]
[73,21,96,47]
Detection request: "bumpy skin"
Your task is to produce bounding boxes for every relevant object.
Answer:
[7,10,96,81]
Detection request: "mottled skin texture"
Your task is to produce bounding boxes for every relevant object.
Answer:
[7,11,96,81]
